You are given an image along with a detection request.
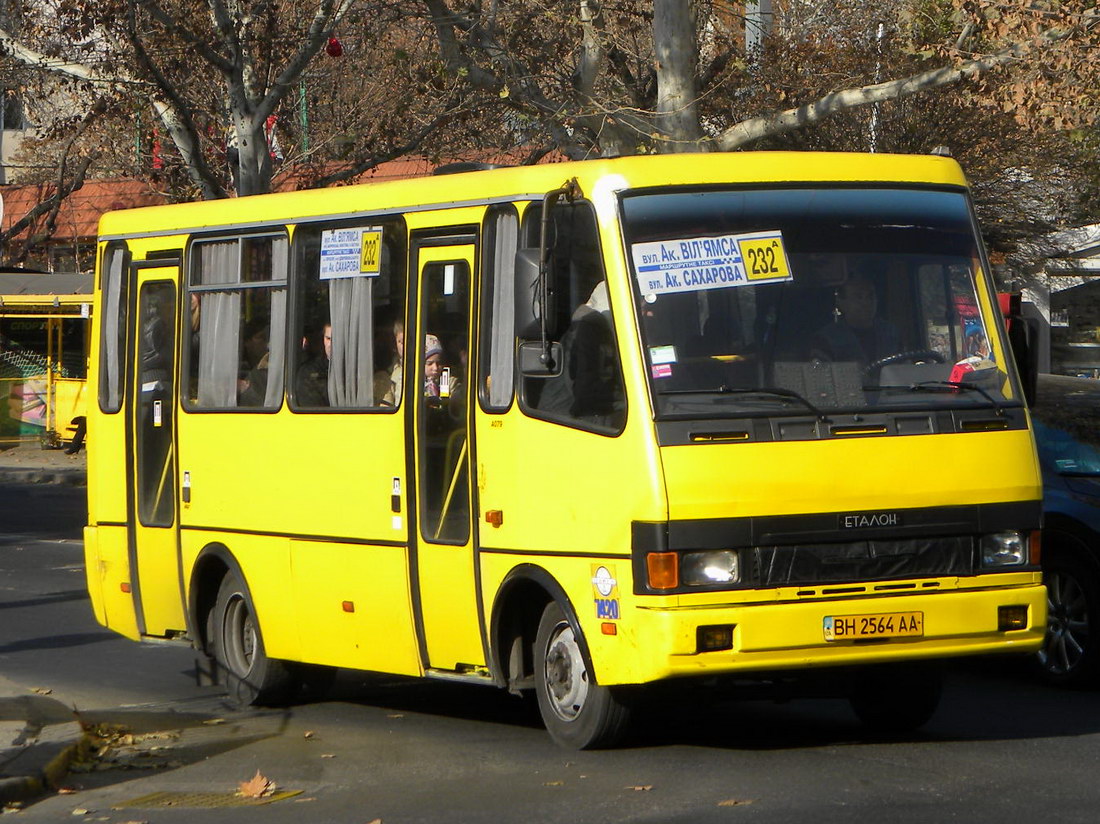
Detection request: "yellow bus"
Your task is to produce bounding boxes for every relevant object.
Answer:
[83,152,1046,748]
[0,271,91,448]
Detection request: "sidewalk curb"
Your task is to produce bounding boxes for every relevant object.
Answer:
[0,719,90,805]
[0,720,90,805]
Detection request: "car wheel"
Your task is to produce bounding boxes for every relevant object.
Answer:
[1039,551,1100,688]
[533,601,631,749]
[210,570,293,706]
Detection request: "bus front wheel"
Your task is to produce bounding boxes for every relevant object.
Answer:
[210,571,292,706]
[534,601,631,749]
[849,663,942,736]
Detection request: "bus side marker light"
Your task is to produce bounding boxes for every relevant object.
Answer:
[485,510,504,527]
[601,622,618,636]
[342,601,355,613]
[998,605,1028,631]
[120,582,131,594]
[647,552,679,590]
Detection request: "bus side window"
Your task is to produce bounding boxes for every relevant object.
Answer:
[186,234,288,410]
[479,204,520,411]
[99,243,129,413]
[519,201,626,434]
[289,218,407,411]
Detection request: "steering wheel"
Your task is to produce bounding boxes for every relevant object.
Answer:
[864,349,945,375]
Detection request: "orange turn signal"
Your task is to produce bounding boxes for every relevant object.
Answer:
[1028,530,1041,565]
[647,552,679,590]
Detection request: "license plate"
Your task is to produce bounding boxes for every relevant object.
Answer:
[823,611,924,641]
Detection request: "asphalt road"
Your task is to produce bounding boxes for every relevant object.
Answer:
[4,483,1100,823]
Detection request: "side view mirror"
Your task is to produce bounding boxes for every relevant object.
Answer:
[517,340,563,377]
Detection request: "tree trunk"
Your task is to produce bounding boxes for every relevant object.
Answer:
[653,0,705,152]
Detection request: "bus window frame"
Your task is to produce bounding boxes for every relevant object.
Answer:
[477,201,529,415]
[286,214,409,415]
[515,198,628,437]
[98,242,132,415]
[181,229,290,415]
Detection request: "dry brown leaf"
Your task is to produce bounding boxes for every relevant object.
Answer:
[365,819,382,824]
[321,753,336,759]
[237,770,276,799]
[625,785,653,791]
[544,781,564,786]
[718,799,753,807]
[32,687,53,695]
[202,718,227,726]
[303,731,315,739]
[57,788,78,795]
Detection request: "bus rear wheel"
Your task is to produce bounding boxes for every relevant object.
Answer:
[534,601,631,749]
[210,571,293,706]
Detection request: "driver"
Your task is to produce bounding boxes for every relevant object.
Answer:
[811,266,900,366]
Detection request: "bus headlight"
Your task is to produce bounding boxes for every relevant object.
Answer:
[980,531,1027,568]
[681,550,740,586]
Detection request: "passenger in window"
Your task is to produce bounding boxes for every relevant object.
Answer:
[374,320,403,406]
[424,334,444,400]
[238,321,271,406]
[296,323,331,407]
[811,264,900,366]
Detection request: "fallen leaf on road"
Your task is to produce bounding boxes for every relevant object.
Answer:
[321,753,336,759]
[303,730,315,739]
[237,770,276,799]
[70,809,90,816]
[386,714,404,719]
[57,788,78,795]
[625,785,653,791]
[366,819,382,824]
[717,799,753,807]
[202,718,227,726]
[543,781,564,786]
[32,687,53,695]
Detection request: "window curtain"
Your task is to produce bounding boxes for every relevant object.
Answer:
[488,211,519,407]
[197,241,241,408]
[328,275,374,407]
[263,238,289,407]
[102,247,126,410]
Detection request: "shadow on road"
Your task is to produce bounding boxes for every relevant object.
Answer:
[0,484,86,541]
[319,655,1100,752]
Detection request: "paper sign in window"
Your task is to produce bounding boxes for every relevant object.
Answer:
[632,230,792,296]
[320,227,383,279]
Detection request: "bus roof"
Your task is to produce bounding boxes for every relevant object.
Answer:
[97,151,970,241]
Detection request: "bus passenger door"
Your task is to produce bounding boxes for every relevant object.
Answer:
[126,265,184,637]
[412,241,485,672]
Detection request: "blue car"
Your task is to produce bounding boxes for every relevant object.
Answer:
[1032,374,1100,687]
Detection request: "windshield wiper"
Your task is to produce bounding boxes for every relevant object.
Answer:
[657,385,827,421]
[875,380,1004,415]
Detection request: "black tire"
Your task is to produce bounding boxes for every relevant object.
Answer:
[849,664,942,735]
[1038,551,1100,688]
[209,570,293,706]
[533,601,631,749]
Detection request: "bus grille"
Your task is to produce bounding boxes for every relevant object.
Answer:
[752,536,974,586]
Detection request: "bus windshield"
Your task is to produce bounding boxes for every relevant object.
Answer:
[621,186,1015,418]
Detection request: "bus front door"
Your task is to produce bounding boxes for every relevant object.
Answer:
[412,241,486,673]
[126,265,184,638]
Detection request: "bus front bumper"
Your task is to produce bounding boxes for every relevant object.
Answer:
[613,583,1046,684]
